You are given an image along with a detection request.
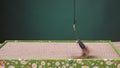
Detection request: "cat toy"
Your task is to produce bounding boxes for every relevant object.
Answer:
[73,0,89,58]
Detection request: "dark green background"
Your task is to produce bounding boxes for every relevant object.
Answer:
[0,0,120,42]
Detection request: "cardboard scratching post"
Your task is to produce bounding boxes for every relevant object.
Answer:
[0,41,119,59]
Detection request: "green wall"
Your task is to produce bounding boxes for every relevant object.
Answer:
[0,0,120,42]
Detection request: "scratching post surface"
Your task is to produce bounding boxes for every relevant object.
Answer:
[0,41,119,59]
[113,42,120,50]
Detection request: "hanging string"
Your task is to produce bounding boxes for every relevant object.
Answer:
[73,0,80,41]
